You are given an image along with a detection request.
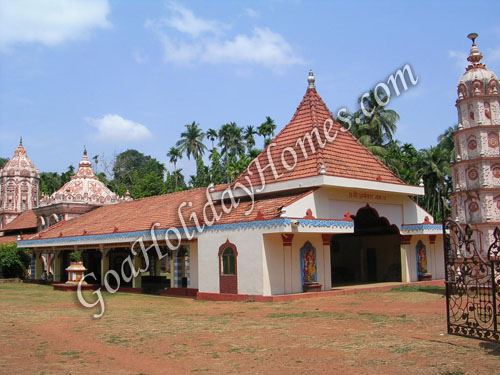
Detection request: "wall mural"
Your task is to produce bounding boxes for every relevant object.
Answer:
[300,241,317,285]
[416,240,428,277]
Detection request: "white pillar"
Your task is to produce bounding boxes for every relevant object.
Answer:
[281,234,294,294]
[322,234,332,290]
[400,236,412,283]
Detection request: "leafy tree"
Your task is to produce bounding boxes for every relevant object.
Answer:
[0,157,8,169]
[131,170,165,198]
[176,121,207,161]
[190,156,210,188]
[0,244,31,279]
[258,116,277,144]
[111,150,164,197]
[165,170,187,193]
[209,148,225,185]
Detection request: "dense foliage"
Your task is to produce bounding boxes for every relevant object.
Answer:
[0,244,31,279]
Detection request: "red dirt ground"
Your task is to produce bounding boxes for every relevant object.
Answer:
[0,283,499,374]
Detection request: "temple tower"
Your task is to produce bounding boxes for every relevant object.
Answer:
[451,33,500,253]
[0,138,40,229]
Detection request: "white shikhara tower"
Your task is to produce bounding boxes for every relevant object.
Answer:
[451,34,500,253]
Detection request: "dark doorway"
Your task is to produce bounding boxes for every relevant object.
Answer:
[108,249,133,287]
[83,250,102,284]
[331,205,401,286]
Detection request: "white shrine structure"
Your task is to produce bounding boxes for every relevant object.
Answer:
[451,33,500,253]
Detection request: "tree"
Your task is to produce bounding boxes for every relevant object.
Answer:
[167,146,182,189]
[0,157,8,169]
[111,150,165,197]
[190,156,210,188]
[258,116,277,144]
[218,122,245,161]
[244,125,257,150]
[131,170,165,198]
[0,244,31,279]
[165,170,187,193]
[176,121,207,161]
[209,148,225,185]
[206,128,218,149]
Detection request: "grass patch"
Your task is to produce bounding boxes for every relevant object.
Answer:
[390,285,445,294]
[266,311,345,320]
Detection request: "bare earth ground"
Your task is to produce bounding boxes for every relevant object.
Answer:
[0,284,499,375]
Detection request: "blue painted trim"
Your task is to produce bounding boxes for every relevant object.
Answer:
[401,224,442,231]
[18,218,354,247]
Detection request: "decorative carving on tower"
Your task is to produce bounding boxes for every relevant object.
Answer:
[451,34,500,254]
[0,138,40,229]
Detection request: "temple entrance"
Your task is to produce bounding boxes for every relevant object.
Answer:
[83,249,102,284]
[108,249,133,288]
[331,205,401,286]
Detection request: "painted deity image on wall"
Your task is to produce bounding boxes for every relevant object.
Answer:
[416,240,428,276]
[300,241,318,285]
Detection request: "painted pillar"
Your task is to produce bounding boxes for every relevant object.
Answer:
[321,234,333,290]
[35,251,43,280]
[429,235,437,279]
[281,234,294,294]
[30,251,36,279]
[154,252,161,276]
[101,248,110,286]
[400,235,412,283]
[132,255,142,288]
[53,251,62,282]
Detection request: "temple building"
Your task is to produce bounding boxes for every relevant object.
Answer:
[0,138,39,230]
[451,34,500,252]
[35,148,131,231]
[19,70,444,299]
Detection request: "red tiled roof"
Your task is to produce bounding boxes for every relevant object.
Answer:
[27,187,313,240]
[2,210,37,232]
[234,87,404,187]
[0,235,18,245]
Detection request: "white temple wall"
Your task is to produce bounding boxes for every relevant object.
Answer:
[197,229,264,295]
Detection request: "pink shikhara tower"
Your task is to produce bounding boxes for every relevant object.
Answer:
[451,33,500,253]
[0,138,40,229]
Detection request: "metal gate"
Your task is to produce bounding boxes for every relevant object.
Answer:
[444,219,500,342]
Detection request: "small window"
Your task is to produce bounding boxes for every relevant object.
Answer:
[221,248,235,275]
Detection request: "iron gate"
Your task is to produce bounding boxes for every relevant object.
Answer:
[444,219,500,342]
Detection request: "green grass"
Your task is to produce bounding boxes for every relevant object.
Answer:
[390,285,445,294]
[266,311,345,320]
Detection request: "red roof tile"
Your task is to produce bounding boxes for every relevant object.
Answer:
[0,235,18,245]
[27,187,313,240]
[234,87,404,187]
[2,210,37,232]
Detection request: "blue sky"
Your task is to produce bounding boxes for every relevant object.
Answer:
[1,0,500,177]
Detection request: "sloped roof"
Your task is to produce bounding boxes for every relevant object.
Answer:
[1,210,37,232]
[26,187,313,241]
[0,235,18,245]
[234,79,404,188]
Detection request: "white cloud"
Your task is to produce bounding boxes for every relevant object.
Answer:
[244,8,259,18]
[146,2,302,72]
[165,1,222,37]
[448,50,467,70]
[133,50,149,64]
[0,0,110,50]
[86,114,152,142]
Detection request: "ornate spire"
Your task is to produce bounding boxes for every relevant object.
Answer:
[83,145,87,157]
[19,136,23,146]
[307,70,315,89]
[467,33,483,65]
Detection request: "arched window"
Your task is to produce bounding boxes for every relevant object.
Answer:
[221,248,236,275]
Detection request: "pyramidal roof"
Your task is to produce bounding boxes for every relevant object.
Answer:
[40,149,130,207]
[234,71,404,188]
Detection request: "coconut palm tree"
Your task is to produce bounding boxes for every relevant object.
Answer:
[176,121,207,161]
[218,122,245,160]
[258,116,277,144]
[206,128,218,149]
[167,146,182,189]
